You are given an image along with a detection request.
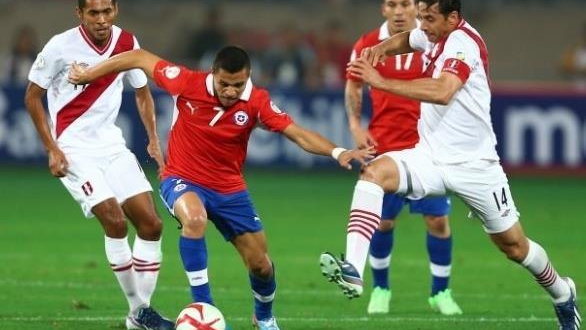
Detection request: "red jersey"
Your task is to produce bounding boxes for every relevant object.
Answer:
[347,22,424,152]
[154,60,294,193]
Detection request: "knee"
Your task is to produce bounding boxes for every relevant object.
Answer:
[425,215,450,237]
[99,208,127,237]
[137,214,163,239]
[181,212,208,237]
[248,255,273,279]
[360,165,384,185]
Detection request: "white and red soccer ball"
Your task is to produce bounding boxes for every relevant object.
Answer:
[175,302,226,330]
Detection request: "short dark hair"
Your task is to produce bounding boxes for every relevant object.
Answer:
[212,46,251,74]
[77,0,118,10]
[416,0,461,17]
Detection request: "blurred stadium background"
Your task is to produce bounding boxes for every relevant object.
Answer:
[1,0,585,329]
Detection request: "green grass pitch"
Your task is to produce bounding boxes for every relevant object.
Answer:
[0,166,583,329]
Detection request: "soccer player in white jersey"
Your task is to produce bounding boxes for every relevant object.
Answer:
[24,1,173,329]
[320,1,581,328]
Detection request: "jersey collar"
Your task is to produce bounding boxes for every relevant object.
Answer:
[78,25,113,55]
[205,73,253,102]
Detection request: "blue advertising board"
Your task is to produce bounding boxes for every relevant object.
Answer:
[1,84,585,172]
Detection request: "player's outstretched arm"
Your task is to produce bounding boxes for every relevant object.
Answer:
[282,123,375,170]
[24,82,69,177]
[362,31,414,66]
[348,58,463,105]
[68,49,162,84]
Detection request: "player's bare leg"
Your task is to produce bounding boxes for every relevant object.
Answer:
[233,232,280,330]
[490,222,581,329]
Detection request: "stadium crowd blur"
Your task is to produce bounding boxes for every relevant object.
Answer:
[176,6,353,91]
[1,0,586,91]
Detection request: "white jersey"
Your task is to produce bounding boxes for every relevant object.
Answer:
[28,25,147,155]
[409,20,499,164]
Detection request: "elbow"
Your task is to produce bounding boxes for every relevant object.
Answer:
[432,91,454,105]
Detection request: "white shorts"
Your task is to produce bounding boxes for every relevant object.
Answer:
[60,150,153,218]
[382,147,519,233]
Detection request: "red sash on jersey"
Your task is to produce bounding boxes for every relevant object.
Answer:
[55,30,134,138]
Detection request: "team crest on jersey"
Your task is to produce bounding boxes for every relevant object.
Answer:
[270,101,282,114]
[456,52,466,60]
[162,66,180,79]
[233,111,249,126]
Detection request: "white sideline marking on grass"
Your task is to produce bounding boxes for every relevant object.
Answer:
[1,316,557,323]
[0,279,550,300]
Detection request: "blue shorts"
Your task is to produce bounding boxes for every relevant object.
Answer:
[159,177,262,241]
[381,193,451,220]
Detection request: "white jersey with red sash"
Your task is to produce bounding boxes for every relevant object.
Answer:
[28,25,147,156]
[409,20,499,164]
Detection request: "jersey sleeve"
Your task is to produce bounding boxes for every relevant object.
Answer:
[125,36,148,89]
[346,36,365,82]
[153,60,191,96]
[27,36,62,89]
[408,28,428,52]
[439,32,475,83]
[256,91,294,132]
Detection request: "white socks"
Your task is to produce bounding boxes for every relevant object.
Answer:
[522,240,571,303]
[132,236,162,306]
[345,180,384,278]
[105,236,144,313]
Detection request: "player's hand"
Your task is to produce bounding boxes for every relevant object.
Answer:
[338,146,376,170]
[47,146,68,177]
[68,61,90,85]
[147,138,165,177]
[348,58,385,90]
[361,44,388,66]
[350,126,378,149]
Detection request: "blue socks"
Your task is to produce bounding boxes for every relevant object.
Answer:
[427,232,452,295]
[179,236,213,304]
[370,229,394,289]
[250,264,276,321]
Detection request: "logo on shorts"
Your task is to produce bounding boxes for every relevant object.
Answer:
[174,183,187,192]
[254,216,261,222]
[81,181,93,196]
[233,110,249,126]
[162,66,180,79]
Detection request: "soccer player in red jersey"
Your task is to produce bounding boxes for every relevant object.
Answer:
[344,0,460,315]
[68,45,374,330]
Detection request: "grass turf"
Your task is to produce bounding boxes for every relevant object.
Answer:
[0,166,583,329]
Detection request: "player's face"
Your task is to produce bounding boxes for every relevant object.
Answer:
[213,68,250,107]
[417,2,458,43]
[382,0,417,34]
[76,0,118,44]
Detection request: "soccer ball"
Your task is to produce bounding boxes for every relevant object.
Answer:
[175,302,226,330]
